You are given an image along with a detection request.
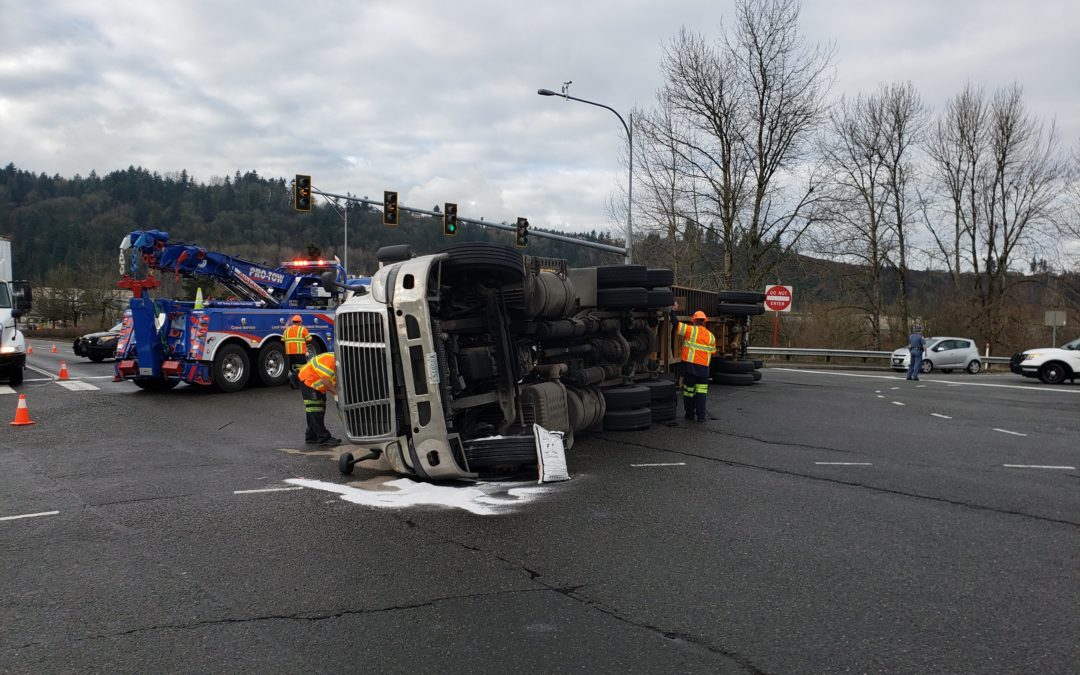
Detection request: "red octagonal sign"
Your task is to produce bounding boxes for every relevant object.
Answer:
[764,285,793,313]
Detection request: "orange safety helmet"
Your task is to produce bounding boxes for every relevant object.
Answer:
[692,311,708,322]
[291,315,303,323]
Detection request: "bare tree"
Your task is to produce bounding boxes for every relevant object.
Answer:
[642,0,833,290]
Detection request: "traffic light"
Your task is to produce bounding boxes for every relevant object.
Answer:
[293,174,312,211]
[515,217,529,247]
[383,190,398,226]
[443,202,458,236]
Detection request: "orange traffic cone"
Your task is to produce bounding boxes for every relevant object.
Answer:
[58,361,70,381]
[51,344,57,353]
[27,344,33,354]
[9,395,35,426]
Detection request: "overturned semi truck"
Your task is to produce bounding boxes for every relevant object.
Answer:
[328,243,683,481]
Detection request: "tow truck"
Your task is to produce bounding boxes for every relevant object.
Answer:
[114,229,364,392]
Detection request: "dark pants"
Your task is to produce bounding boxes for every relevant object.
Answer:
[301,381,332,443]
[682,362,710,421]
[907,350,923,380]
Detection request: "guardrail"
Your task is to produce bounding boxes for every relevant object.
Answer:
[747,347,1012,367]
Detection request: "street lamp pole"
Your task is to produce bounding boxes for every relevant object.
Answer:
[538,88,633,264]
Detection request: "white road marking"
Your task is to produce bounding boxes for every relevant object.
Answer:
[233,487,305,494]
[1002,464,1074,470]
[0,385,15,395]
[917,385,926,388]
[874,390,881,393]
[0,510,59,522]
[993,428,1027,437]
[931,413,953,419]
[56,381,99,391]
[770,368,1080,395]
[876,395,885,398]
[24,378,52,382]
[630,462,687,467]
[82,375,118,380]
[815,462,873,466]
[892,401,905,406]
[25,365,56,379]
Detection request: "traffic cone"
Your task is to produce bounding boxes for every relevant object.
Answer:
[27,345,33,354]
[9,395,35,426]
[58,361,70,381]
[51,344,57,353]
[194,287,204,310]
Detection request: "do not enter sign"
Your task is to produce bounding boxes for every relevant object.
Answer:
[764,285,793,313]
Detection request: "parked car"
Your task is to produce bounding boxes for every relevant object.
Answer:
[890,336,982,374]
[1009,336,1080,384]
[73,322,122,362]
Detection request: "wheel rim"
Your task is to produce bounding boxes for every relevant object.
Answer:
[264,350,285,379]
[1044,365,1063,383]
[921,361,931,373]
[222,353,245,384]
[969,361,981,374]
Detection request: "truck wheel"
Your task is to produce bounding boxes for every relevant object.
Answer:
[717,290,766,304]
[7,365,23,386]
[133,378,179,391]
[603,407,652,431]
[711,358,755,374]
[639,378,677,402]
[712,372,754,386]
[255,342,289,387]
[213,343,250,392]
[441,243,525,283]
[645,268,674,288]
[714,303,765,317]
[596,287,648,309]
[1038,362,1068,385]
[646,287,674,308]
[601,385,651,410]
[596,264,648,288]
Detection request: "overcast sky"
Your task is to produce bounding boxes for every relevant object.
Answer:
[3,0,1077,236]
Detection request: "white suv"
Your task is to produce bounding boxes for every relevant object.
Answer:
[891,336,982,374]
[1010,337,1080,384]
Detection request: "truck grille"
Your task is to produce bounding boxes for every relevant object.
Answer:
[337,309,394,438]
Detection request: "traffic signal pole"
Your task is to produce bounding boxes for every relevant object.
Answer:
[310,187,628,257]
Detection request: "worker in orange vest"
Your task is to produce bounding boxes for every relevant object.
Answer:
[297,351,341,446]
[283,315,311,370]
[672,302,716,423]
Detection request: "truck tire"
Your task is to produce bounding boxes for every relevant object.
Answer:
[255,342,289,387]
[596,287,648,309]
[645,268,674,288]
[603,407,652,431]
[601,384,651,410]
[712,372,754,386]
[712,358,755,374]
[717,290,766,304]
[752,370,762,382]
[463,436,537,470]
[714,303,765,317]
[649,401,677,422]
[133,378,179,391]
[639,378,677,402]
[646,287,675,308]
[441,243,525,283]
[596,265,648,288]
[213,343,251,392]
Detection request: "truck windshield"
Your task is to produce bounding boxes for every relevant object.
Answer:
[0,284,11,308]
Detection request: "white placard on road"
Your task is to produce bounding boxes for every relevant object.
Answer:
[764,285,793,313]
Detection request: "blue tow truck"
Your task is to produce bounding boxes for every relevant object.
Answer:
[114,229,364,392]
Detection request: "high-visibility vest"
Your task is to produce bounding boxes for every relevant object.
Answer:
[283,324,310,355]
[299,353,336,391]
[677,323,716,366]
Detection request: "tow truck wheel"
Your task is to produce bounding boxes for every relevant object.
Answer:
[339,452,355,475]
[213,343,250,392]
[255,342,288,387]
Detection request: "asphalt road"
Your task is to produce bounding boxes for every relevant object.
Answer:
[2,339,1078,673]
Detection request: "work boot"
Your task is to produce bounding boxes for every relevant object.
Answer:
[320,437,343,446]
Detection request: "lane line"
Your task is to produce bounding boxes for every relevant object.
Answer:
[0,510,60,522]
[770,368,1080,395]
[56,381,100,392]
[1002,464,1074,470]
[876,395,884,399]
[892,401,905,406]
[25,365,56,380]
[993,428,1027,437]
[0,385,15,395]
[630,462,687,467]
[931,413,953,419]
[233,487,305,494]
[815,462,873,466]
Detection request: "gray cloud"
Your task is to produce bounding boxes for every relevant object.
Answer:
[2,0,1076,236]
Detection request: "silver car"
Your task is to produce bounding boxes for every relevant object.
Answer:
[891,336,982,374]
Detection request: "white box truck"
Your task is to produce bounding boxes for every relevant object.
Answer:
[1,236,33,385]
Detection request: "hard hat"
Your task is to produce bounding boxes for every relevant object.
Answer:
[292,315,303,323]
[692,311,708,321]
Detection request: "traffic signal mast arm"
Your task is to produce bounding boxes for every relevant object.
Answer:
[122,229,347,308]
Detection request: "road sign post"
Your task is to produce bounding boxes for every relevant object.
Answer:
[764,285,793,348]
[1045,310,1067,347]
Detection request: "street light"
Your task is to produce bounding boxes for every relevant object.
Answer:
[538,87,633,264]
